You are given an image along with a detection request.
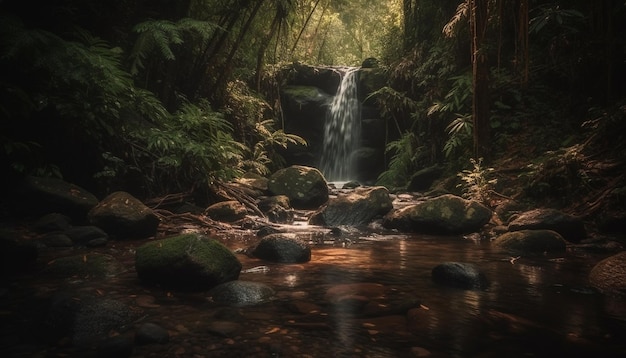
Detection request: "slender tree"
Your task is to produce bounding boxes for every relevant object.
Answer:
[469,0,490,160]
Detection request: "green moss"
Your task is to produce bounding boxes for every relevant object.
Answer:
[135,233,241,290]
[494,230,566,255]
[45,253,124,278]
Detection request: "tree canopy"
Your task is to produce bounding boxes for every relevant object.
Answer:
[1,0,625,207]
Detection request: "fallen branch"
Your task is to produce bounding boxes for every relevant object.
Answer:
[213,181,266,218]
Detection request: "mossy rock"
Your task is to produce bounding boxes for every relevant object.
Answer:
[493,229,567,255]
[135,234,241,291]
[431,262,489,290]
[268,165,329,209]
[589,251,626,296]
[250,233,311,263]
[382,194,492,234]
[44,253,125,278]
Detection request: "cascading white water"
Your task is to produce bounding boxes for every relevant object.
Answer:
[320,67,361,182]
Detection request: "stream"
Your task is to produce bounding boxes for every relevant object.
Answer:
[2,193,625,357]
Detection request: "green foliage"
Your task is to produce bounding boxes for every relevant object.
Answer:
[243,119,307,176]
[129,18,218,76]
[1,137,62,178]
[529,5,585,37]
[0,16,168,177]
[376,132,425,188]
[222,80,306,175]
[443,114,473,159]
[457,158,497,204]
[139,100,245,192]
[520,145,589,203]
[427,73,473,159]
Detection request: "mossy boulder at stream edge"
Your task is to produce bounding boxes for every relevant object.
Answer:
[382,194,492,235]
[268,165,329,209]
[493,229,567,256]
[135,233,241,291]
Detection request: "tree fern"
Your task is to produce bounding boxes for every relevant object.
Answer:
[139,100,245,192]
[129,18,219,75]
[376,132,425,188]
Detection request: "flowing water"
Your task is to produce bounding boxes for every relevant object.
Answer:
[320,67,361,182]
[4,218,625,358]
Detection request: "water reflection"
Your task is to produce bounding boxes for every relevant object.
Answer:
[213,231,626,356]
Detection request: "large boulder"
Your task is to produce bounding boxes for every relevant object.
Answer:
[204,200,247,222]
[268,165,329,209]
[15,176,99,220]
[44,292,139,347]
[135,234,242,291]
[407,166,444,192]
[309,186,393,226]
[589,251,626,296]
[508,208,586,243]
[209,280,276,306]
[250,233,311,263]
[382,194,492,235]
[88,191,159,239]
[493,229,567,255]
[258,195,294,224]
[431,262,489,290]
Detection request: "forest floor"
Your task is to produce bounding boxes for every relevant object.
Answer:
[463,103,626,241]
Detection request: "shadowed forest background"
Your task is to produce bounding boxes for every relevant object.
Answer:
[1,0,625,220]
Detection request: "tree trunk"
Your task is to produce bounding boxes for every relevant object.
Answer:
[214,0,266,103]
[518,0,529,88]
[291,0,321,56]
[470,0,490,160]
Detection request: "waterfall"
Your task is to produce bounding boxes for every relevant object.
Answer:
[320,67,361,182]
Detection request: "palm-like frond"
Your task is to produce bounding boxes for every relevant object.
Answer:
[129,18,219,75]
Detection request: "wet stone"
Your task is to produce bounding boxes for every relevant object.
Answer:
[135,322,170,345]
[206,320,241,337]
[97,335,134,358]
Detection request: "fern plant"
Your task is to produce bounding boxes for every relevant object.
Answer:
[129,18,217,76]
[241,119,307,176]
[139,100,245,193]
[376,132,425,188]
[1,16,168,179]
[427,73,473,159]
[223,80,306,176]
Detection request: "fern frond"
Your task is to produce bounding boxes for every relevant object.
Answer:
[443,1,469,38]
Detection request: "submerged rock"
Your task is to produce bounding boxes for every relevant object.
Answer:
[135,233,241,291]
[135,322,170,345]
[493,229,567,255]
[88,191,159,239]
[508,208,586,243]
[431,262,489,290]
[250,233,311,263]
[309,186,392,226]
[382,194,492,234]
[268,165,329,209]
